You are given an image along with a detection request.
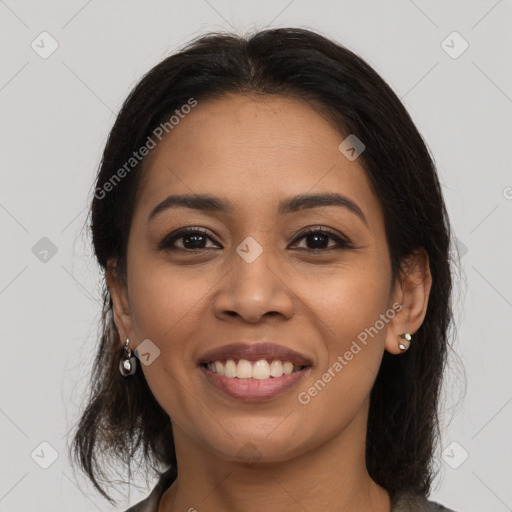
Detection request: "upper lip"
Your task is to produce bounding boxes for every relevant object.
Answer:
[197,342,313,367]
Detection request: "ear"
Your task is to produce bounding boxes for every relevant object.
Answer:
[106,259,135,344]
[385,249,432,355]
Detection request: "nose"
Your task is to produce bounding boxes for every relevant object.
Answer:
[213,241,294,324]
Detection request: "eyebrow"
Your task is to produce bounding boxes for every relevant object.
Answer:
[148,192,368,226]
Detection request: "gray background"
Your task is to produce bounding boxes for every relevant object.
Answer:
[1,1,511,511]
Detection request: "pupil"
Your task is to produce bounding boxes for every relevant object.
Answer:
[308,233,328,249]
[184,234,205,249]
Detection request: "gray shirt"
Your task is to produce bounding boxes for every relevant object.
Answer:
[124,467,457,512]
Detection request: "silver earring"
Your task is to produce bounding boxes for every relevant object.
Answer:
[119,338,137,377]
[398,333,412,352]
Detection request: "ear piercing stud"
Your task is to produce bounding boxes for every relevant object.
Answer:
[398,333,412,353]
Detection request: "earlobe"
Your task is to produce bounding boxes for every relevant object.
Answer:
[384,249,432,355]
[105,259,134,343]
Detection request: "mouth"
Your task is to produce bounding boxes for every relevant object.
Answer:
[197,342,313,401]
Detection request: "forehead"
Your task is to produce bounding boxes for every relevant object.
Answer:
[135,93,382,225]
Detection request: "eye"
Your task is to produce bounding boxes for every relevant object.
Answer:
[158,226,353,253]
[289,226,353,251]
[158,228,221,251]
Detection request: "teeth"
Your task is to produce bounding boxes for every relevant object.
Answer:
[214,361,225,376]
[237,359,253,379]
[269,360,283,377]
[252,360,270,380]
[282,361,293,375]
[224,359,237,378]
[206,359,304,380]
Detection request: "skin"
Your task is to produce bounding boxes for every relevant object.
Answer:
[108,93,432,512]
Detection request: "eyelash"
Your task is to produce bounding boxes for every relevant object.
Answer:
[158,226,354,253]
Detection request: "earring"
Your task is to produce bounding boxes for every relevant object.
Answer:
[398,333,412,352]
[119,338,137,377]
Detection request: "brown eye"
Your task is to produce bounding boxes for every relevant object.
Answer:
[290,227,353,251]
[158,228,221,251]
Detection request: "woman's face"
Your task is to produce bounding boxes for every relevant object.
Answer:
[111,93,405,463]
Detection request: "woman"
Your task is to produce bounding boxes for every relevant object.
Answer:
[71,27,458,512]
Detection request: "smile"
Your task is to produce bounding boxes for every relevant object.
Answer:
[200,359,311,401]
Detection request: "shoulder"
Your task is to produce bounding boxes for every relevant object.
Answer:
[123,466,177,512]
[392,491,458,512]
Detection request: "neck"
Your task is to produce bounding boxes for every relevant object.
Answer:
[159,411,390,512]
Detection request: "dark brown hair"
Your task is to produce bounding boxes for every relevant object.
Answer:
[70,27,454,504]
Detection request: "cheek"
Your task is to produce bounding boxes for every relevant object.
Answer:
[295,256,392,344]
[127,256,210,341]
[125,267,201,430]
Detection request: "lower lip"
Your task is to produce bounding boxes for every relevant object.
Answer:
[199,365,311,401]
